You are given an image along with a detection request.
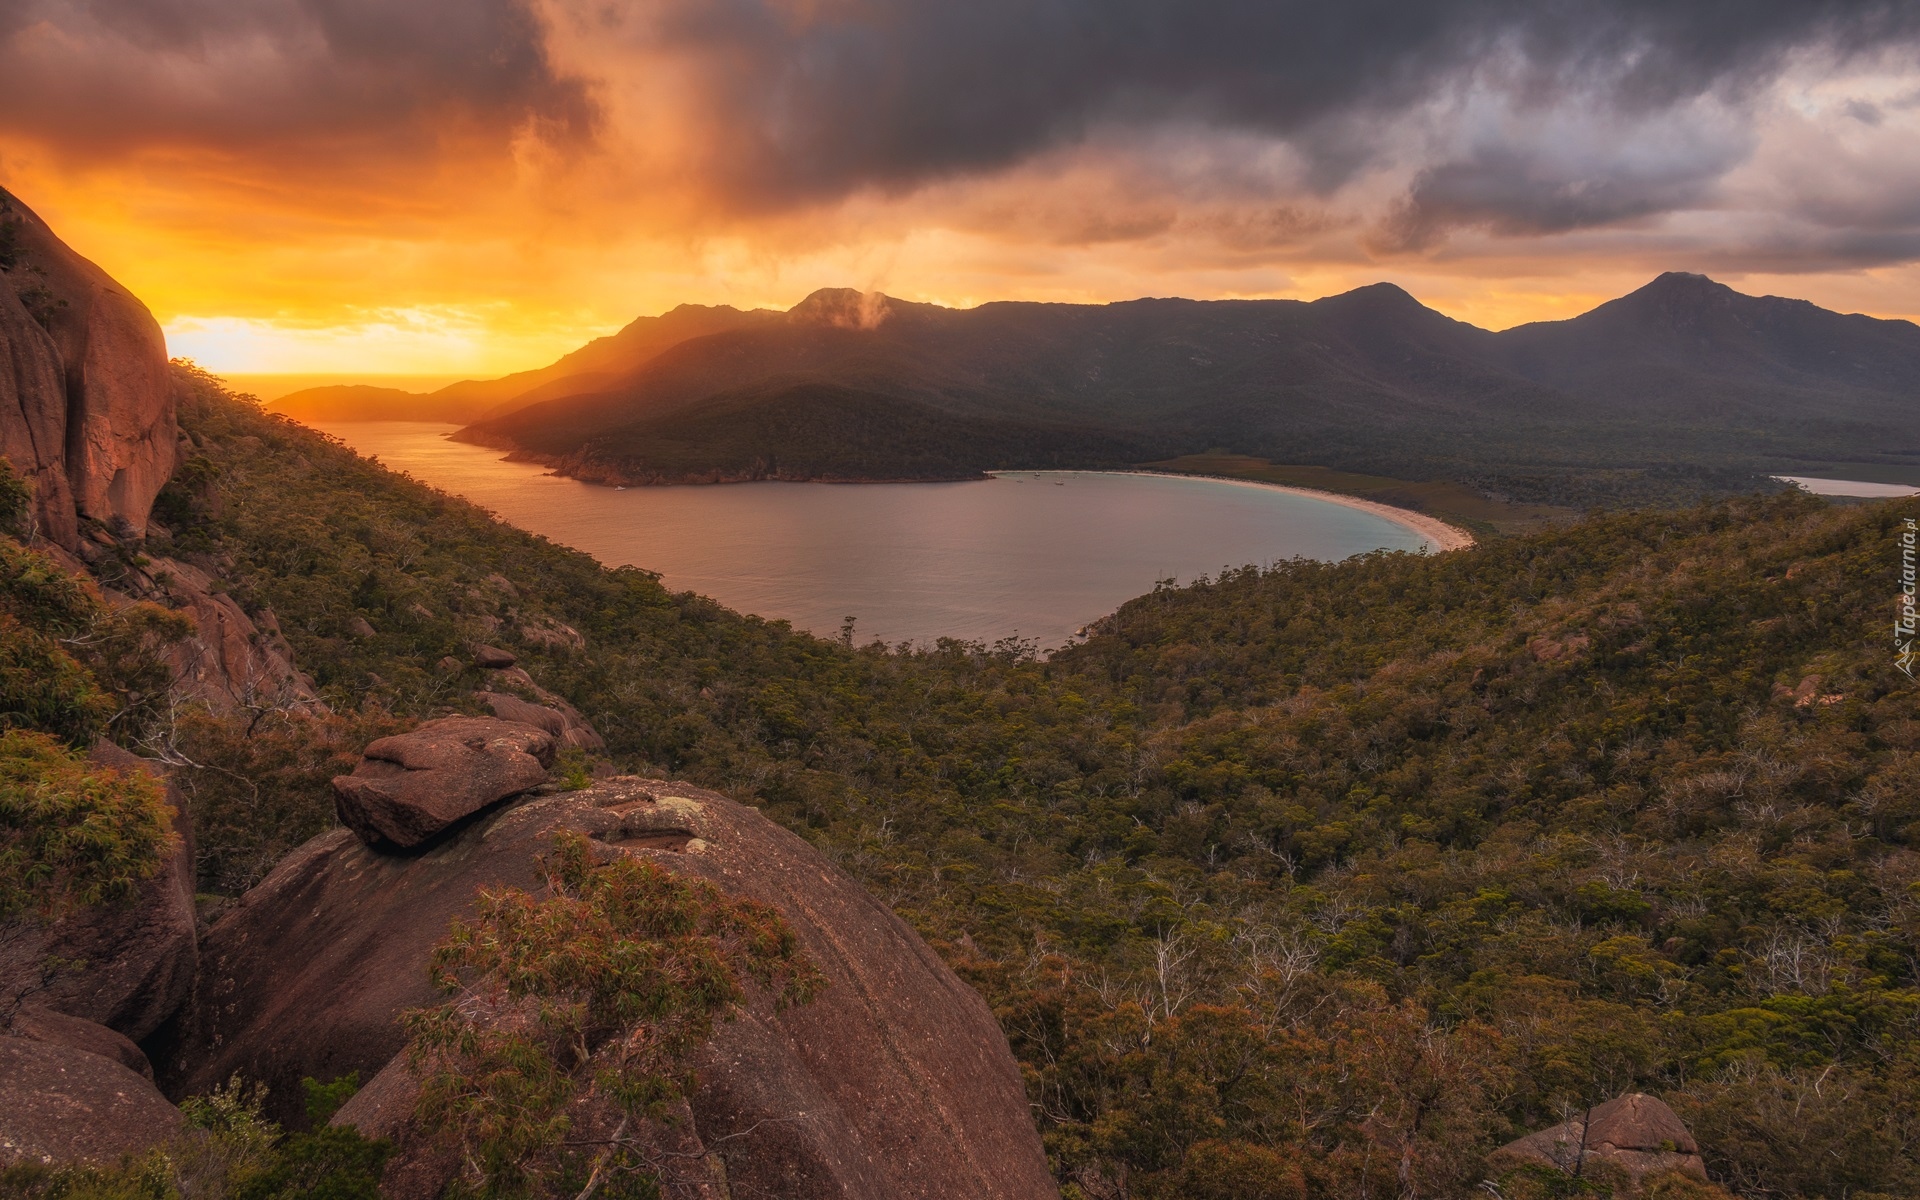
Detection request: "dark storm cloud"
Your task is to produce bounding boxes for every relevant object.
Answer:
[0,0,591,152]
[2,0,1916,251]
[646,0,1920,205]
[1375,137,1755,252]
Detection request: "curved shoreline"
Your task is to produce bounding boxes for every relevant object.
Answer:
[999,469,1476,553]
[315,418,1477,553]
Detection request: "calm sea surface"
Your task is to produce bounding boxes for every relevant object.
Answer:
[313,422,1435,650]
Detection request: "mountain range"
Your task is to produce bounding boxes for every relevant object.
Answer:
[269,274,1920,505]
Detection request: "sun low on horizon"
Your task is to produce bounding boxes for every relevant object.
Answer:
[4,2,1920,380]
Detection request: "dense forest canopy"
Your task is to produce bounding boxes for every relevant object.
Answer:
[21,368,1884,1199]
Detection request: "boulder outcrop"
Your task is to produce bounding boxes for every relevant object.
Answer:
[0,1036,183,1167]
[1490,1093,1707,1189]
[477,689,605,751]
[142,553,322,713]
[0,187,174,547]
[9,1005,154,1079]
[158,777,1057,1199]
[0,743,197,1042]
[330,715,556,847]
[471,644,516,668]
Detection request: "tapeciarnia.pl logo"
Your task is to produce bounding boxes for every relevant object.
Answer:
[1900,516,1917,679]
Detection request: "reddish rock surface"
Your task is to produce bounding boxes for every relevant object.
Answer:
[0,187,174,545]
[26,542,324,717]
[0,1037,183,1167]
[0,264,76,545]
[0,743,197,1042]
[9,1006,153,1079]
[1490,1093,1707,1187]
[331,715,555,847]
[160,777,1056,1199]
[477,689,605,751]
[144,554,323,713]
[471,644,517,668]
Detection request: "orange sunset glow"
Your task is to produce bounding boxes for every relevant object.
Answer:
[4,3,1920,376]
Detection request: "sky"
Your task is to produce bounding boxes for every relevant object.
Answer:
[3,0,1920,377]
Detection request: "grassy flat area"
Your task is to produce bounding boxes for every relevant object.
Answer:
[1140,454,1577,538]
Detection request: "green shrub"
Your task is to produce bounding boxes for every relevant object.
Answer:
[0,729,173,923]
[0,456,31,538]
[403,830,821,1198]
[0,1075,391,1200]
[0,533,189,746]
[171,707,411,895]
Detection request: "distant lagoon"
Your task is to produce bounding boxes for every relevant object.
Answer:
[313,422,1439,650]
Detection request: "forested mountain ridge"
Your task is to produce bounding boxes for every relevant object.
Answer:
[1497,272,1920,443]
[41,371,1906,1198]
[432,274,1920,505]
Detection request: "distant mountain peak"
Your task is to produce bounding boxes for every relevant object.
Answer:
[661,302,744,317]
[789,287,895,331]
[1570,272,1757,337]
[1315,281,1426,312]
[1352,281,1420,301]
[1636,270,1731,294]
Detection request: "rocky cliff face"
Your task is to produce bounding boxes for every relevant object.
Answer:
[0,193,313,712]
[0,188,174,547]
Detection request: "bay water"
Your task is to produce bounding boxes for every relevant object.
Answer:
[313,422,1435,650]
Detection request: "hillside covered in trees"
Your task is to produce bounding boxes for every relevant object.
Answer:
[422,274,1920,509]
[15,370,1900,1197]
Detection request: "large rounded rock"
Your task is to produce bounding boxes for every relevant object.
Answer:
[0,187,174,543]
[476,689,604,752]
[158,777,1057,1200]
[1490,1093,1707,1189]
[471,644,516,669]
[9,1006,153,1079]
[0,1037,182,1167]
[331,716,555,848]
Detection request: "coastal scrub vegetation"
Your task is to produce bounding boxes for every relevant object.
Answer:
[0,466,190,747]
[477,380,1163,487]
[0,1073,392,1200]
[14,367,1919,1197]
[0,730,173,927]
[0,469,389,1200]
[0,458,184,1018]
[404,828,821,1199]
